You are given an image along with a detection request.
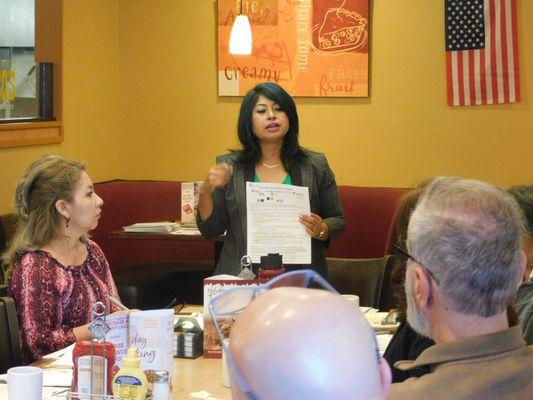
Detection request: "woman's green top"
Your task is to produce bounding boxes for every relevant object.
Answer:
[254,173,292,185]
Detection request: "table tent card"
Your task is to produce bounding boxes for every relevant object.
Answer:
[181,181,203,226]
[105,309,174,375]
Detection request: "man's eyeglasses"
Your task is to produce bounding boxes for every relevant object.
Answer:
[208,269,339,400]
[393,242,440,286]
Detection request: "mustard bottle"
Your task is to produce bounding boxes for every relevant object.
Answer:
[112,347,148,400]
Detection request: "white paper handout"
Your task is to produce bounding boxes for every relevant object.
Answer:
[246,182,311,264]
[42,342,75,368]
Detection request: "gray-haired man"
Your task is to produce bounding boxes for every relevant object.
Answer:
[509,185,533,345]
[388,177,533,400]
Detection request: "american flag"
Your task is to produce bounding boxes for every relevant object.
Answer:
[445,0,520,106]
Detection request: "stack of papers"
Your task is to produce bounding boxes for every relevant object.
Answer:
[123,221,179,233]
[172,225,201,235]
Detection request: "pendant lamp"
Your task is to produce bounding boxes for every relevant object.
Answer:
[229,0,252,55]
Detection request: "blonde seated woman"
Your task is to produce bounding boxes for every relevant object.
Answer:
[2,155,124,364]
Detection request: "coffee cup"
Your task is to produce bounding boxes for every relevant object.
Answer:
[7,366,43,400]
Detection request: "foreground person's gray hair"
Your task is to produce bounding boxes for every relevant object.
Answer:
[408,177,525,317]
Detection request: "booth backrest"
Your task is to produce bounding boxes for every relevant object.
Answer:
[92,180,213,272]
[327,186,407,259]
[92,180,406,271]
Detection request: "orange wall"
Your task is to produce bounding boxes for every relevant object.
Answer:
[0,1,120,214]
[118,0,532,188]
[0,0,531,214]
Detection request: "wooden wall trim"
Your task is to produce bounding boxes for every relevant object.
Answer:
[0,121,63,148]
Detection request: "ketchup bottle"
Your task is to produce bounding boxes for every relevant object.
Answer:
[71,340,116,398]
[258,253,284,280]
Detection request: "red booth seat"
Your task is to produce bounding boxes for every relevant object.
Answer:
[92,180,406,269]
[91,180,213,273]
[327,185,407,258]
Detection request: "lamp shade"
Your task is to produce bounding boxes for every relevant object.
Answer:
[229,15,252,55]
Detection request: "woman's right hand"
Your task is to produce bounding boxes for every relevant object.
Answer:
[198,162,233,222]
[203,163,233,193]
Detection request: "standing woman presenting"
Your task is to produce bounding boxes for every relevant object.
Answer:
[197,82,344,277]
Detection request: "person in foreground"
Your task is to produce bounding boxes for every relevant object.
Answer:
[227,286,391,400]
[197,82,344,277]
[3,155,123,364]
[509,185,533,345]
[388,177,533,400]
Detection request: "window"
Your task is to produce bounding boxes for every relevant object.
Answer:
[0,0,41,121]
[0,0,62,148]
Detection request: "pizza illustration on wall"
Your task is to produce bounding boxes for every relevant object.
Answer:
[217,0,369,97]
[314,6,368,53]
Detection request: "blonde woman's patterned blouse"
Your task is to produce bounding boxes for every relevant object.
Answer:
[8,240,120,364]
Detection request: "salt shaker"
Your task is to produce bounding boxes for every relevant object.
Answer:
[151,370,170,400]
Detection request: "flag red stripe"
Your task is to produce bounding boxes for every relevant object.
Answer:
[446,52,454,106]
[510,0,520,101]
[489,0,499,103]
[500,0,509,103]
[484,0,494,104]
[457,51,465,106]
[480,48,487,104]
[469,51,476,105]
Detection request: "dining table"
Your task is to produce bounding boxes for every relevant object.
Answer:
[15,307,395,400]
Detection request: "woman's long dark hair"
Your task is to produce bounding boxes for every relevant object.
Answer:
[234,82,306,169]
[390,185,427,323]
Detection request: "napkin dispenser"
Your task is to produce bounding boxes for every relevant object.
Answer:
[174,317,203,359]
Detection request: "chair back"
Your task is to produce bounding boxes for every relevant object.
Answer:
[327,256,394,309]
[0,214,16,285]
[0,296,22,373]
[378,255,398,311]
[0,214,16,252]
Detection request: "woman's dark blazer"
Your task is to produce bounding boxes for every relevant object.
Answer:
[197,150,345,277]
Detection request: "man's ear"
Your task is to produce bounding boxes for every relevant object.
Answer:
[414,266,432,310]
[55,199,70,219]
[378,357,392,397]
